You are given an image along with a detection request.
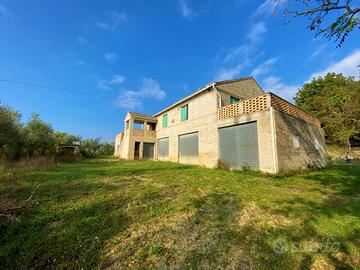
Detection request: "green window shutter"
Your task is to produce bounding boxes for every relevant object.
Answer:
[181,105,188,121]
[230,96,240,104]
[163,114,168,128]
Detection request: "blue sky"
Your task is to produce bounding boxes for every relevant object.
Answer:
[0,0,359,141]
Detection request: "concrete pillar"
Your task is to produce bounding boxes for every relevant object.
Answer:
[124,120,130,135]
[139,142,144,160]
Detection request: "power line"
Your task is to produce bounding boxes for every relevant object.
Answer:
[0,78,115,100]
[0,78,301,100]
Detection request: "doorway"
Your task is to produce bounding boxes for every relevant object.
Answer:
[134,141,140,160]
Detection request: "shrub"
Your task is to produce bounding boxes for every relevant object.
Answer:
[0,103,23,161]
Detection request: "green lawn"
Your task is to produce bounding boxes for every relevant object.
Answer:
[0,158,359,269]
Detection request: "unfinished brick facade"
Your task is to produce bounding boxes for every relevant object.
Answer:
[115,77,326,173]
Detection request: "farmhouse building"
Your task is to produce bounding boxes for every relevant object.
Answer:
[114,77,326,173]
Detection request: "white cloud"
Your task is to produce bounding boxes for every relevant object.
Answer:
[98,74,126,90]
[262,76,300,102]
[138,77,166,100]
[215,63,248,81]
[214,22,267,81]
[178,0,195,19]
[0,4,9,16]
[247,22,267,43]
[95,22,111,31]
[308,49,360,80]
[224,44,255,63]
[77,35,89,45]
[115,90,143,110]
[74,59,86,67]
[260,49,360,102]
[104,53,119,64]
[181,82,190,92]
[77,35,95,47]
[115,77,166,109]
[253,0,285,18]
[95,11,127,31]
[251,57,278,77]
[109,11,128,30]
[309,43,328,60]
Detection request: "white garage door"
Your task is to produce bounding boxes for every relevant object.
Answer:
[219,122,259,170]
[157,137,169,161]
[179,132,198,165]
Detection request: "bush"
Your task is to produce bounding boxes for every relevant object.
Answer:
[80,138,101,158]
[22,113,56,157]
[97,142,114,156]
[0,103,23,161]
[80,139,114,157]
[0,102,114,163]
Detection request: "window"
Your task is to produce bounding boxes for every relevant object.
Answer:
[181,104,188,121]
[163,114,168,128]
[230,96,240,104]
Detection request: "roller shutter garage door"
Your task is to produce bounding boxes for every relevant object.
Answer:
[157,137,169,161]
[219,122,259,170]
[143,143,154,160]
[179,132,198,165]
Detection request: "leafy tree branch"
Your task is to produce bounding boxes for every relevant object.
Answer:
[279,0,359,46]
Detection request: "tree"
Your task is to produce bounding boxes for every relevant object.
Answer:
[279,0,359,46]
[80,138,101,158]
[97,142,114,156]
[0,103,23,161]
[22,113,56,157]
[295,73,360,149]
[54,132,82,145]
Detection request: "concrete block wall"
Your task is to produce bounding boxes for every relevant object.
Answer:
[155,90,219,167]
[115,77,326,174]
[217,109,277,173]
[217,78,265,106]
[274,110,326,172]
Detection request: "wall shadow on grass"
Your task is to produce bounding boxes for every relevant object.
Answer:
[303,163,360,196]
[104,191,298,269]
[271,164,360,270]
[1,159,359,269]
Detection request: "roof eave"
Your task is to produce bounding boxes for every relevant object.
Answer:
[153,83,213,117]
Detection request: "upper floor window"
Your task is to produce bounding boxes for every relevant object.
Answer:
[181,104,188,121]
[163,114,168,128]
[230,96,240,104]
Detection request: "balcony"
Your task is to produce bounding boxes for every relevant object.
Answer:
[130,128,156,139]
[218,92,321,127]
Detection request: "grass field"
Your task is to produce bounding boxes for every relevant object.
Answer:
[0,158,359,269]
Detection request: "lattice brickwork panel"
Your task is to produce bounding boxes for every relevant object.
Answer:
[242,94,270,114]
[270,93,321,127]
[218,94,270,119]
[218,92,320,127]
[218,103,241,119]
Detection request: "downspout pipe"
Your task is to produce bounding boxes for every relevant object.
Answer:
[211,83,222,108]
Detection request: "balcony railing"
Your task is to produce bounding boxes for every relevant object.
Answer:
[130,128,156,139]
[217,92,321,127]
